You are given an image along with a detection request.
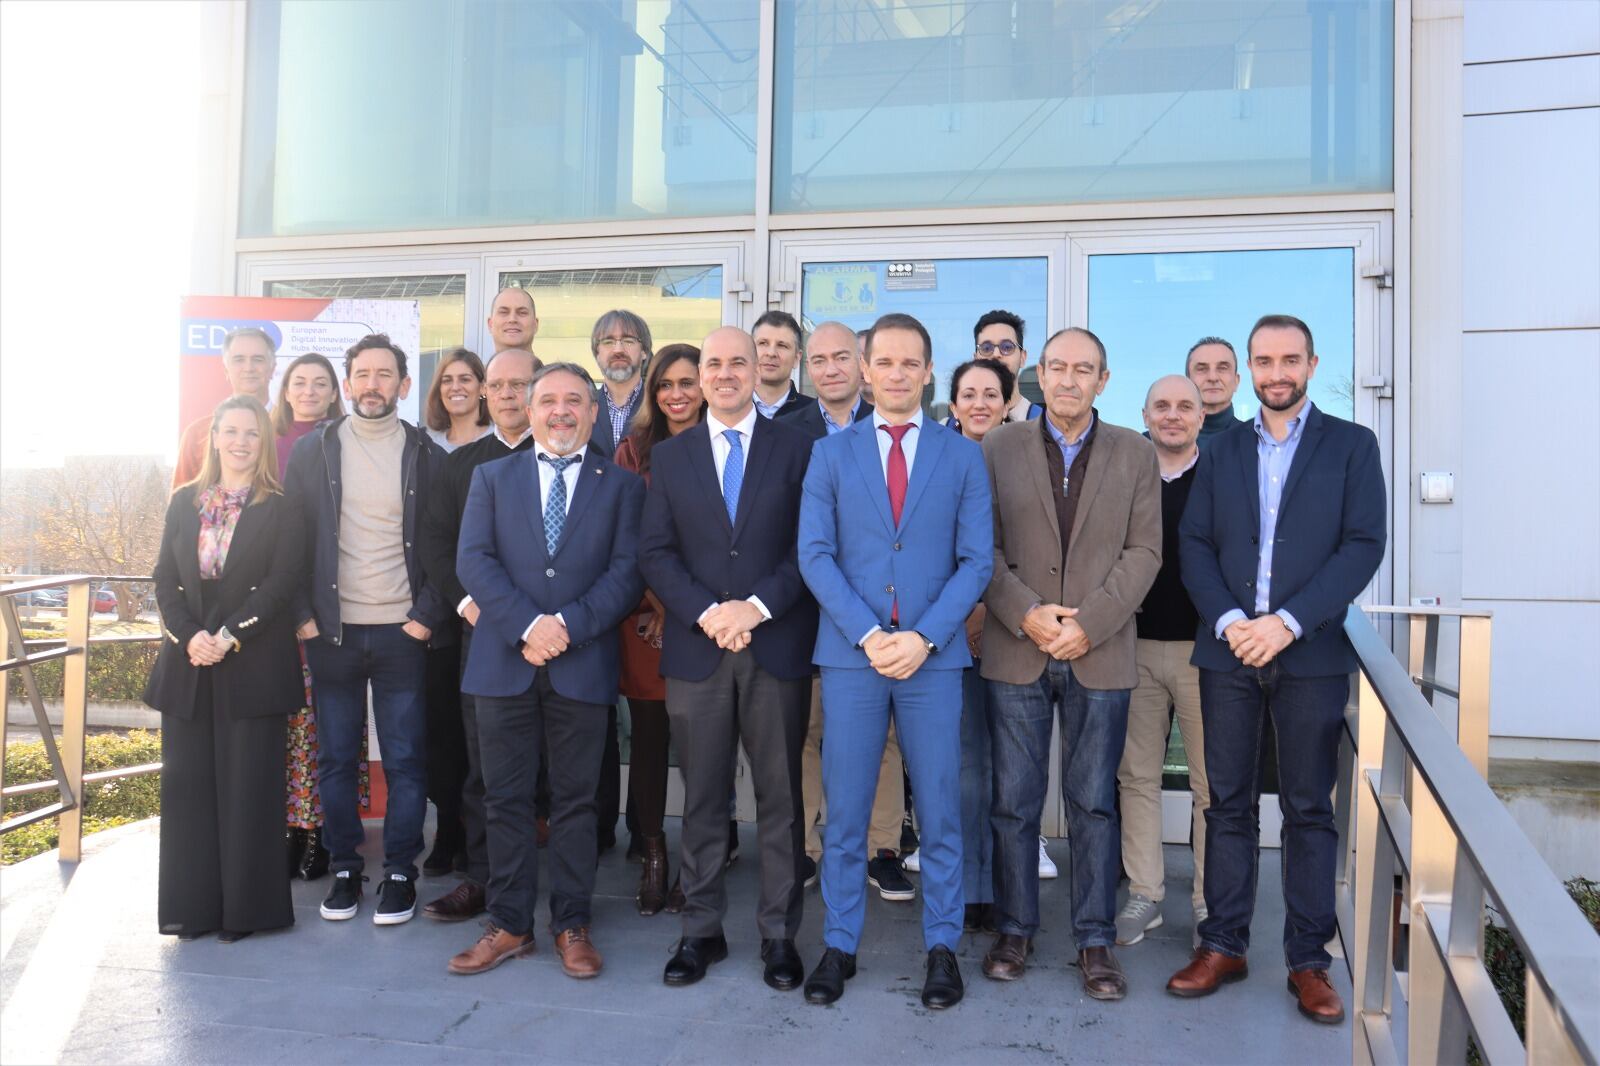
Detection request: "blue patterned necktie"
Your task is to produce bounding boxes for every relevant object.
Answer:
[721,428,744,524]
[539,453,580,555]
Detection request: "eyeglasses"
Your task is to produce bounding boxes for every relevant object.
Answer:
[597,336,642,350]
[976,340,1021,358]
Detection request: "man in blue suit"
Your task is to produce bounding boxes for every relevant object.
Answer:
[639,326,819,992]
[1167,315,1385,1027]
[797,312,994,1009]
[448,362,645,981]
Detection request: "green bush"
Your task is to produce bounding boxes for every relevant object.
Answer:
[2,729,163,865]
[1473,877,1600,1062]
[6,635,159,703]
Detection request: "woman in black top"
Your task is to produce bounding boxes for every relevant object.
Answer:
[145,396,305,941]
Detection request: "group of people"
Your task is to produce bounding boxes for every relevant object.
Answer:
[144,285,1385,1026]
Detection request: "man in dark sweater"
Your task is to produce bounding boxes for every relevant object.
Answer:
[417,348,538,922]
[1186,337,1242,443]
[1114,375,1211,949]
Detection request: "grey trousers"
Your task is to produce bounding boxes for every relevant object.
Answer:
[667,651,809,939]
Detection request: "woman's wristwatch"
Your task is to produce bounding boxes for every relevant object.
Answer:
[215,626,240,653]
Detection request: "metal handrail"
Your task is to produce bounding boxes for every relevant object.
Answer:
[1339,605,1599,1064]
[1,573,160,860]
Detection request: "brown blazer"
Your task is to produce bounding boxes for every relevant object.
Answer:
[980,416,1162,690]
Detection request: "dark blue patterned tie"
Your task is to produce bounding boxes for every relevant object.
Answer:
[539,453,580,555]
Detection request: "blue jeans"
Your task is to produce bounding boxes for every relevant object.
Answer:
[306,623,428,880]
[959,665,994,905]
[988,660,1130,947]
[1197,662,1348,970]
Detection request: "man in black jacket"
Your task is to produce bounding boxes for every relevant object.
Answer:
[416,348,538,922]
[284,334,448,928]
[1186,337,1243,442]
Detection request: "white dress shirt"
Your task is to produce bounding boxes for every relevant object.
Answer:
[699,406,770,625]
[871,409,922,480]
[521,443,588,642]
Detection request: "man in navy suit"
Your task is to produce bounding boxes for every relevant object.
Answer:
[1167,314,1385,1026]
[639,326,819,992]
[797,312,994,1010]
[448,362,645,980]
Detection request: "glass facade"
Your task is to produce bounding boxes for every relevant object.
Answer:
[241,0,759,236]
[775,0,1393,213]
[240,1,1392,236]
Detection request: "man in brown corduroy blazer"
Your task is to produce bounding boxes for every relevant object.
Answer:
[976,326,1162,1002]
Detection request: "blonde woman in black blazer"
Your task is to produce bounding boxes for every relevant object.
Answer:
[145,396,305,942]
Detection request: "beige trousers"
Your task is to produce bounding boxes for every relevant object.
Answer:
[801,679,905,858]
[1117,638,1209,907]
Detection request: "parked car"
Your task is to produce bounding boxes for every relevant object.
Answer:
[94,586,117,614]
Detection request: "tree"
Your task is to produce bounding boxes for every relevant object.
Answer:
[0,456,170,621]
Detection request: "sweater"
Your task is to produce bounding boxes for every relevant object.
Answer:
[336,412,410,624]
[1135,462,1201,641]
[1198,406,1243,444]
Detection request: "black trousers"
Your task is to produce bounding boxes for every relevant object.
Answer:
[425,641,467,844]
[159,679,292,935]
[667,653,809,940]
[478,670,609,937]
[457,627,490,884]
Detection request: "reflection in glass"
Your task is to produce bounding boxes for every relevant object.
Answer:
[798,257,1048,421]
[243,0,758,235]
[775,0,1393,213]
[497,266,724,380]
[266,275,467,405]
[1086,247,1356,434]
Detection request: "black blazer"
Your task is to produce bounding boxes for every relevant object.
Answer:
[638,414,818,683]
[777,395,874,440]
[143,489,306,720]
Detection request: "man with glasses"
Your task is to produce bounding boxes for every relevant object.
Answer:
[973,310,1043,424]
[587,309,652,461]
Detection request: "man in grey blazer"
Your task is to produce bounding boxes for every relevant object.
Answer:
[978,327,1162,1000]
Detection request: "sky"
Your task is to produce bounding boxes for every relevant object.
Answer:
[0,1,201,469]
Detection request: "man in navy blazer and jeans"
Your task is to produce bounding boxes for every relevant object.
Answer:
[448,362,644,980]
[1167,314,1385,1026]
[639,326,819,992]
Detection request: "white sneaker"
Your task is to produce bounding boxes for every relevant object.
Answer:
[902,847,921,873]
[1037,837,1058,879]
[1115,894,1164,946]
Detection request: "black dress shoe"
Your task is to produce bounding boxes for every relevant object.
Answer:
[922,945,964,1009]
[761,938,804,991]
[217,930,253,944]
[803,947,856,1005]
[663,934,729,986]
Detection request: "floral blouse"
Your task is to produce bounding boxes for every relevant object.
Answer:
[196,485,251,579]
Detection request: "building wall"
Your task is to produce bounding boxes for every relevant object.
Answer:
[1457,1,1599,756]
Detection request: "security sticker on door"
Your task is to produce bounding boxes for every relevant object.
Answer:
[884,261,937,291]
[805,265,878,317]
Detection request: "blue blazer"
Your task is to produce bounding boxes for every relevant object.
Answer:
[457,448,645,704]
[1179,406,1386,677]
[638,415,818,683]
[799,416,994,670]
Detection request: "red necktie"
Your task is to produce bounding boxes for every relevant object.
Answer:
[881,423,912,624]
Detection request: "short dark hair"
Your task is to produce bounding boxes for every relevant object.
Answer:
[1184,336,1236,374]
[973,309,1025,348]
[222,325,277,356]
[753,310,803,349]
[1042,326,1108,371]
[424,347,489,432]
[1247,314,1315,359]
[344,333,408,379]
[950,358,1016,405]
[865,313,932,366]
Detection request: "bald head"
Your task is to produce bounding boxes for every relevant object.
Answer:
[700,326,757,421]
[1143,374,1203,456]
[488,286,538,352]
[805,321,863,406]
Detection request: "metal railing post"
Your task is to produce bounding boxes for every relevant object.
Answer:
[1406,771,1468,1065]
[1456,616,1491,779]
[1352,671,1396,1064]
[57,581,91,862]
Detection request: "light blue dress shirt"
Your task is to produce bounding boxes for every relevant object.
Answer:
[754,387,796,420]
[1044,412,1095,493]
[1214,402,1311,640]
[820,396,862,435]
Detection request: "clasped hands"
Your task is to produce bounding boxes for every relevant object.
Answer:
[862,631,928,680]
[700,599,764,652]
[1022,603,1090,661]
[523,615,569,666]
[1223,615,1294,668]
[186,631,231,667]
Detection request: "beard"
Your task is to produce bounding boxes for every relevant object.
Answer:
[1254,380,1307,412]
[601,361,636,385]
[354,391,397,419]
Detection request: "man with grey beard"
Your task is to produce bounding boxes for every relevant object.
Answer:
[587,309,651,460]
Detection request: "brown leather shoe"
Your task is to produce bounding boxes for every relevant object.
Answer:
[447,924,534,975]
[1287,968,1345,1024]
[1078,946,1127,1001]
[554,926,603,979]
[1166,948,1249,997]
[423,880,486,922]
[981,934,1032,981]
[637,834,669,917]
